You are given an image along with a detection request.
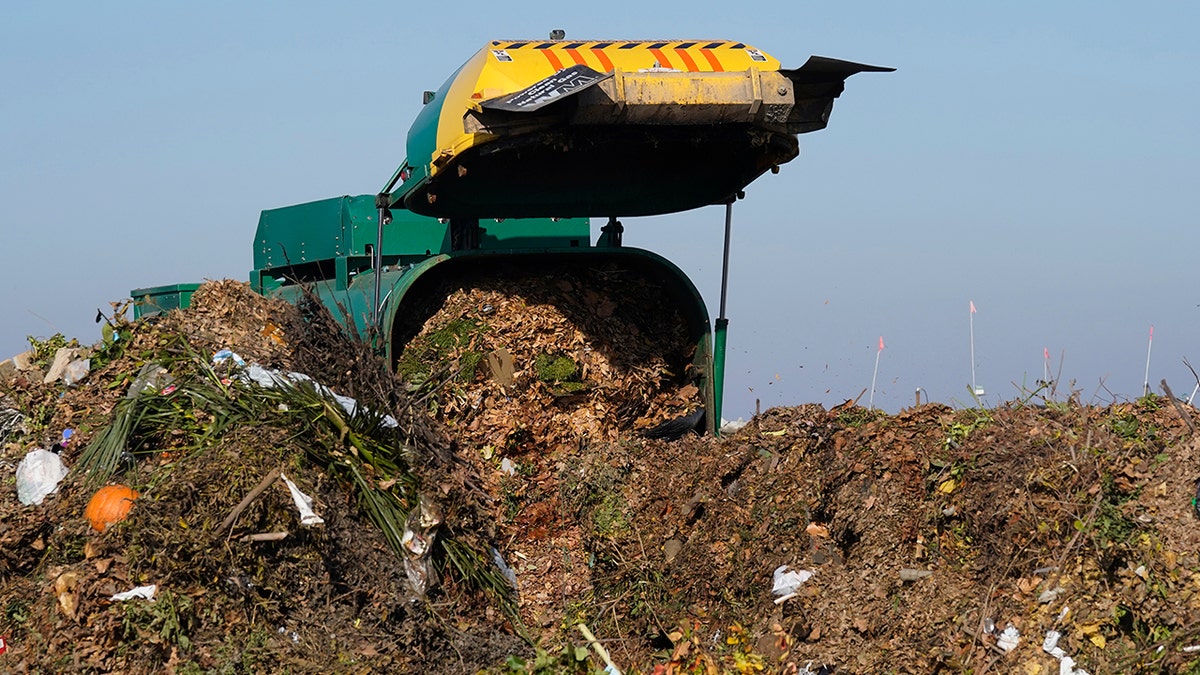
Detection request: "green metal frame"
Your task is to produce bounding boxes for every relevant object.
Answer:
[263,246,717,435]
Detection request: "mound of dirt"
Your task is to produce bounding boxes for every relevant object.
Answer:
[5,279,1200,675]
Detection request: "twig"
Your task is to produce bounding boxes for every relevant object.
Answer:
[240,531,288,543]
[412,360,475,408]
[1045,487,1105,592]
[217,467,281,536]
[1112,618,1200,670]
[1160,379,1196,435]
[1183,358,1200,404]
[577,623,621,674]
[1051,348,1066,399]
[969,546,1024,670]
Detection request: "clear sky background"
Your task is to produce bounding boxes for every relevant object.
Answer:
[3,2,1197,416]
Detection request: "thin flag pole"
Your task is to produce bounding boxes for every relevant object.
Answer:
[969,301,979,394]
[1043,347,1050,386]
[1143,325,1154,396]
[869,336,884,410]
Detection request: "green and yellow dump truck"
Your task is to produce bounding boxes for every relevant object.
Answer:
[132,38,889,431]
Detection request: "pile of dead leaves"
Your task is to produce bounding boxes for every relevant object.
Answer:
[9,277,1200,675]
[0,281,513,674]
[393,262,705,456]
[541,397,1200,674]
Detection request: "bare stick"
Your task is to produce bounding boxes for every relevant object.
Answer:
[240,531,289,543]
[1045,489,1104,592]
[1160,379,1196,435]
[1183,357,1200,405]
[217,467,281,536]
[576,623,621,674]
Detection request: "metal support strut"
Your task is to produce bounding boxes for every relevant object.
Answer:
[373,194,392,326]
[600,217,624,247]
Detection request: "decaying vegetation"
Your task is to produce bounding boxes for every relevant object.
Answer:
[4,280,1200,674]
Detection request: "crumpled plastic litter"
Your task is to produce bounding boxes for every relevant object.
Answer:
[111,584,157,602]
[1039,586,1064,604]
[0,408,24,445]
[996,624,1020,652]
[127,362,174,399]
[491,547,519,590]
[280,472,324,527]
[243,364,399,428]
[797,661,833,675]
[212,349,246,367]
[16,449,69,505]
[401,495,444,596]
[772,565,815,597]
[1043,630,1066,659]
[1043,630,1090,675]
[62,358,91,386]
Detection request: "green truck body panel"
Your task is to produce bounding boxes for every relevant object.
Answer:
[249,195,589,294]
[130,283,203,318]
[131,194,718,433]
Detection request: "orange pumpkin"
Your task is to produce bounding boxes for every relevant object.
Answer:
[84,485,139,533]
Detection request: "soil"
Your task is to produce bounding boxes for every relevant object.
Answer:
[3,280,1200,674]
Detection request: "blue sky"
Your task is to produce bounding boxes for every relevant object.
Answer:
[3,2,1198,415]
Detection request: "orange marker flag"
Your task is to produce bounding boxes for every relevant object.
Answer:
[879,336,885,351]
[969,300,977,313]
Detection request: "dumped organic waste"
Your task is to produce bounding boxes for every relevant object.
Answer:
[4,280,1200,674]
[391,262,707,455]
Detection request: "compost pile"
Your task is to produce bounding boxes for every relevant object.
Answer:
[393,262,705,453]
[5,280,1200,674]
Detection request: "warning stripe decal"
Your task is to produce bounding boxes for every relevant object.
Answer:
[500,41,744,50]
[565,48,588,66]
[495,41,759,72]
[591,48,615,72]
[648,48,672,69]
[542,49,565,70]
[674,48,699,72]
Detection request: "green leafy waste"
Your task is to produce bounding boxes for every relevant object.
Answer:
[74,337,515,615]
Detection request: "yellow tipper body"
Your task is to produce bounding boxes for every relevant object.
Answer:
[397,39,890,218]
[424,40,782,170]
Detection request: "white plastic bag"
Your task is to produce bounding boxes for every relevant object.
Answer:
[111,584,157,602]
[772,565,815,597]
[16,449,69,505]
[280,472,324,527]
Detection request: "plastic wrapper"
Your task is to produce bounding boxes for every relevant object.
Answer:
[401,495,443,596]
[15,449,69,505]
